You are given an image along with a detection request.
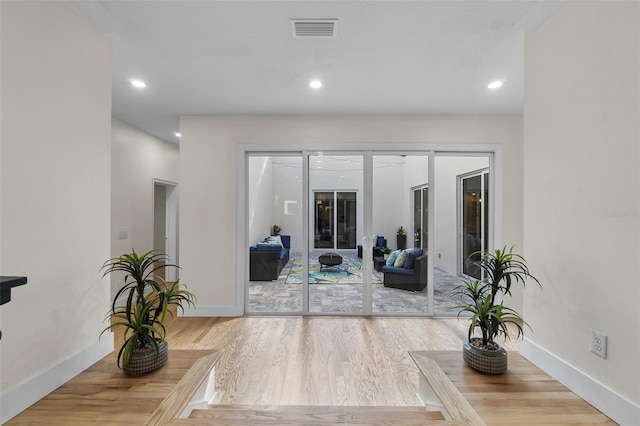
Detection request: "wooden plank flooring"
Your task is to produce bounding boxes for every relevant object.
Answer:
[6,317,615,425]
[188,405,446,424]
[412,351,615,425]
[5,349,217,426]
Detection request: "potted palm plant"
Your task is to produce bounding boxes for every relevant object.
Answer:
[101,250,196,375]
[449,246,539,374]
[381,246,392,260]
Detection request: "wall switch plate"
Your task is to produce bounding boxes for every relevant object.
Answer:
[117,230,128,240]
[591,330,607,359]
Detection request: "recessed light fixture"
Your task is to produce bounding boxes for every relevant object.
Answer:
[488,80,504,90]
[130,79,146,88]
[309,79,323,89]
[174,132,181,138]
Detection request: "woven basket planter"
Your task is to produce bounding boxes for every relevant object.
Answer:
[462,338,507,374]
[123,339,169,376]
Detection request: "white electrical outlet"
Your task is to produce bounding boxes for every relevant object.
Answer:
[591,330,607,359]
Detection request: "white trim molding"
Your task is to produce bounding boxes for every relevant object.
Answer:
[520,338,640,425]
[0,335,114,424]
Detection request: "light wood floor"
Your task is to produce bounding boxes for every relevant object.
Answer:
[7,316,615,425]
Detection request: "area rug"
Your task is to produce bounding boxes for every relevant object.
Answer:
[285,257,383,284]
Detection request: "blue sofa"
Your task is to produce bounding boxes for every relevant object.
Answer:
[382,248,427,291]
[249,235,291,281]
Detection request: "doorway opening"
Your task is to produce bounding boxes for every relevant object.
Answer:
[153,179,179,282]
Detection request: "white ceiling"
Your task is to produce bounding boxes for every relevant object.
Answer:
[70,1,564,144]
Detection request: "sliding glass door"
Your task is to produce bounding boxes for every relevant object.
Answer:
[460,170,489,279]
[337,192,357,249]
[244,150,494,317]
[313,191,357,250]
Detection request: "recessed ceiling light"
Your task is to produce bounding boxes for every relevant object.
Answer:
[309,79,323,89]
[130,79,146,88]
[174,132,181,138]
[488,80,504,90]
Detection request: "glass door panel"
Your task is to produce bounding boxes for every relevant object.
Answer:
[433,155,490,315]
[314,192,334,249]
[372,154,429,314]
[247,155,302,313]
[413,189,422,248]
[460,169,490,278]
[309,155,363,314]
[412,185,429,251]
[337,191,357,249]
[461,175,482,278]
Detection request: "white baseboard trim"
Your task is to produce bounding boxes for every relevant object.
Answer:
[181,304,243,317]
[0,334,114,424]
[520,338,640,425]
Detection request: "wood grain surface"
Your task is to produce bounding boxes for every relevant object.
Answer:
[6,317,614,425]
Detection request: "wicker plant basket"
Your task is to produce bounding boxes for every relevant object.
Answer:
[462,338,507,374]
[123,339,169,376]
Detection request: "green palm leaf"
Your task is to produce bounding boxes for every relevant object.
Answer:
[100,249,196,370]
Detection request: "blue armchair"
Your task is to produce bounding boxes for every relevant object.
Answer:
[357,236,387,259]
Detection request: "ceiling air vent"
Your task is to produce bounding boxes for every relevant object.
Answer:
[291,19,338,38]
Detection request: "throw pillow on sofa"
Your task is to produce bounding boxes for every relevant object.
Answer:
[386,249,401,266]
[403,249,423,269]
[394,249,408,267]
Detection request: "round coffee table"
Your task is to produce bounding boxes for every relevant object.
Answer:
[318,252,343,269]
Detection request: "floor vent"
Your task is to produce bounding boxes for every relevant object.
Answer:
[291,19,338,38]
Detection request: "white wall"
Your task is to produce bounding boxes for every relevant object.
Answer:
[522,2,640,424]
[180,115,523,315]
[0,1,112,421]
[248,156,274,244]
[373,156,406,246]
[110,118,180,297]
[272,157,302,252]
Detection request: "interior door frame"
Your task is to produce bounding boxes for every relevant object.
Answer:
[153,178,179,282]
